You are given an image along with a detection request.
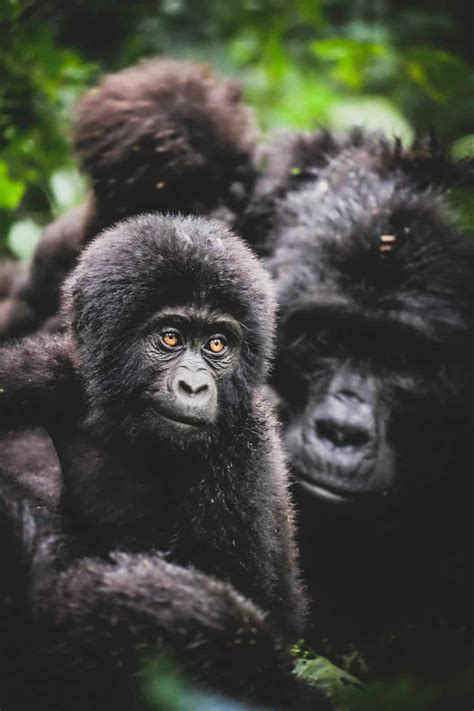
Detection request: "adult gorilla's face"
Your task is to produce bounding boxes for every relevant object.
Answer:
[272,297,471,511]
[241,131,473,514]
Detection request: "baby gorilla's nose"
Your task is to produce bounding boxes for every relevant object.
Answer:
[169,365,218,426]
[177,373,209,397]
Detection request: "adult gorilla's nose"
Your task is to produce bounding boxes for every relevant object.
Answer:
[315,417,371,449]
[313,394,375,451]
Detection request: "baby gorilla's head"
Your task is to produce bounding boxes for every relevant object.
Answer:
[62,214,275,446]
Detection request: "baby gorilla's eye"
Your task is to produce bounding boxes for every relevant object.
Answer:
[159,330,183,349]
[205,335,227,355]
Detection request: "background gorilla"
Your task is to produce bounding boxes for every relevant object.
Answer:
[0,214,323,709]
[239,129,474,681]
[0,58,257,343]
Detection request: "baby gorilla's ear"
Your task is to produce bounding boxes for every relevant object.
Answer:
[73,57,258,221]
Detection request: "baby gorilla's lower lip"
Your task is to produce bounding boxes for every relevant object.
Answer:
[155,408,209,429]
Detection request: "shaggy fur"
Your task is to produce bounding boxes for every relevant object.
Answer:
[239,129,474,681]
[0,57,258,520]
[75,58,256,222]
[0,215,323,710]
[238,128,474,252]
[0,58,257,343]
[0,471,327,711]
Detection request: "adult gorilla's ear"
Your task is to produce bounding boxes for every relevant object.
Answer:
[73,57,259,221]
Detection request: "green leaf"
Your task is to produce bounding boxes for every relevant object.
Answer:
[311,38,390,89]
[450,134,474,161]
[0,0,21,21]
[448,188,474,235]
[229,32,259,65]
[0,161,25,209]
[294,653,361,699]
[291,641,361,701]
[404,47,472,102]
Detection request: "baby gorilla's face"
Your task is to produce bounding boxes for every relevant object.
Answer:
[140,306,242,442]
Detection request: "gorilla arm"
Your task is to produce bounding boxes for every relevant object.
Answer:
[0,472,328,711]
[0,332,77,430]
[43,555,301,709]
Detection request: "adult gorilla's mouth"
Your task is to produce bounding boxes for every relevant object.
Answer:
[295,470,393,508]
[296,472,366,503]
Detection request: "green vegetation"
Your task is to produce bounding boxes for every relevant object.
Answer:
[1,0,473,258]
[0,2,472,707]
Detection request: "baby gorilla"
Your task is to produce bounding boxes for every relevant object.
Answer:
[0,214,313,709]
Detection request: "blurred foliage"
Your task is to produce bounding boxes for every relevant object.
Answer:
[293,642,473,711]
[142,655,263,710]
[0,1,94,255]
[1,0,473,257]
[142,644,473,710]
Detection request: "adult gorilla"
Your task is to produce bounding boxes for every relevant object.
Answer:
[239,129,474,682]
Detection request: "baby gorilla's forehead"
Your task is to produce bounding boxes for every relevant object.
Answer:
[143,306,242,339]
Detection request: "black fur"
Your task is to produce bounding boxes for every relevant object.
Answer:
[0,468,329,711]
[0,215,323,709]
[0,471,319,711]
[0,56,258,520]
[0,58,257,343]
[240,129,474,681]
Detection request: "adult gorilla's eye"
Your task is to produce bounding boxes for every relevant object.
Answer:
[205,335,227,355]
[160,330,183,349]
[314,329,331,349]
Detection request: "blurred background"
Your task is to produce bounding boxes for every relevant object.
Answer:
[1,3,473,708]
[1,0,473,260]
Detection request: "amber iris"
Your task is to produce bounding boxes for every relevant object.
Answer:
[163,332,179,348]
[209,337,224,353]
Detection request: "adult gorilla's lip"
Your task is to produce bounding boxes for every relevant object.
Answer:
[297,478,357,503]
[295,472,374,503]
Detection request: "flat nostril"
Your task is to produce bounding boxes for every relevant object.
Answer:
[178,379,208,396]
[178,379,193,395]
[315,418,371,448]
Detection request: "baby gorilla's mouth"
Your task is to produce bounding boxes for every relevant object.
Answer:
[155,407,210,429]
